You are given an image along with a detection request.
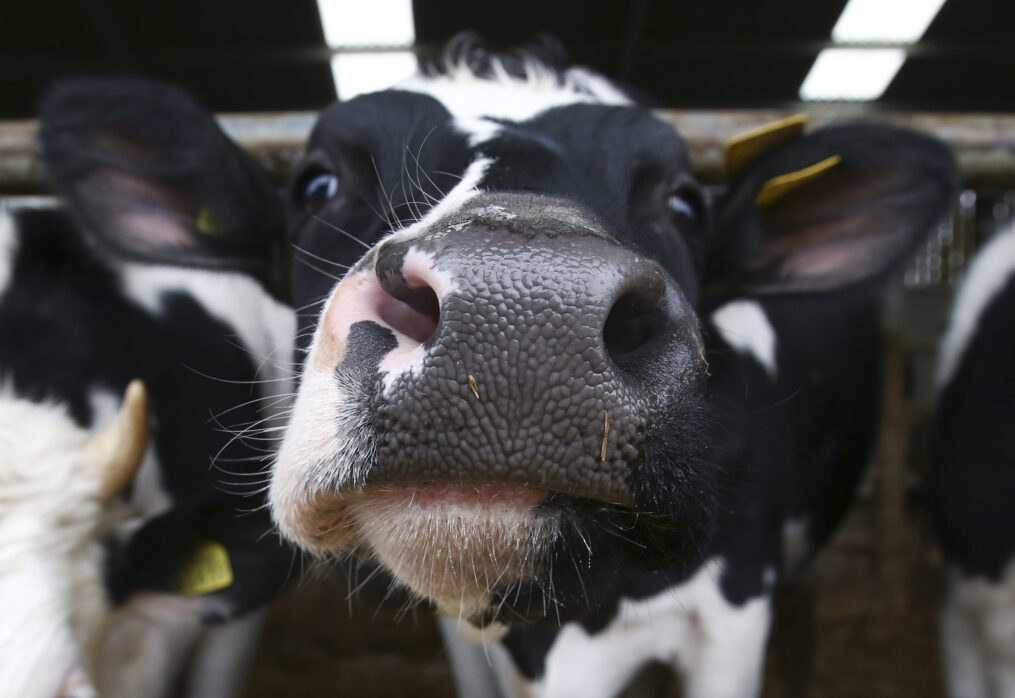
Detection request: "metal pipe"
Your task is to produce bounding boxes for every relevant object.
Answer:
[4,109,1015,192]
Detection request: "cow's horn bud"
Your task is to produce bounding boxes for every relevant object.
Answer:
[85,379,149,502]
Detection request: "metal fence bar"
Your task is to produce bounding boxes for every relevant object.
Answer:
[2,109,1015,192]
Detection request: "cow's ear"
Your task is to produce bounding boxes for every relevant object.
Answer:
[705,124,959,301]
[39,77,289,302]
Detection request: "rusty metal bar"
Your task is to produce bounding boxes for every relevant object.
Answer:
[3,109,1015,193]
[656,109,1015,188]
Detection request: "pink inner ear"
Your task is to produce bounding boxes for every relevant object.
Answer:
[776,233,901,280]
[117,210,197,250]
[745,167,925,290]
[83,170,199,251]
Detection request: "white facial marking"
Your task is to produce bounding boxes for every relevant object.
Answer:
[398,60,631,122]
[710,300,778,377]
[486,559,772,698]
[940,561,1015,698]
[456,116,504,148]
[937,221,1015,389]
[383,156,494,247]
[271,353,358,546]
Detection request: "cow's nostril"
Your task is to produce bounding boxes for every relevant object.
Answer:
[377,274,440,344]
[604,289,668,363]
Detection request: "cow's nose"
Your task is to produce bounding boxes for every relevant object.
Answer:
[336,196,705,505]
[372,229,691,377]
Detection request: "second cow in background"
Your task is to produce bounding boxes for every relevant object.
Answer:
[929,219,1015,698]
[0,81,298,698]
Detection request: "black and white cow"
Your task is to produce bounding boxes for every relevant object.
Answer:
[0,376,147,698]
[0,80,296,697]
[928,219,1015,698]
[266,43,958,697]
[61,40,958,697]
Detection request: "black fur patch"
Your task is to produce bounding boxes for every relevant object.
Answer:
[1,207,296,616]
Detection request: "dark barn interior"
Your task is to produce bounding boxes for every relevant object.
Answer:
[2,0,1015,117]
[2,1,1014,696]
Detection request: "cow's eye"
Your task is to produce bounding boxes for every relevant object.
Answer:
[297,170,339,210]
[667,189,701,224]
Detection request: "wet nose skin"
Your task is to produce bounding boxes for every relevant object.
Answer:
[353,195,704,505]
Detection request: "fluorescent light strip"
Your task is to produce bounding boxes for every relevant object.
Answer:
[832,0,948,43]
[315,0,416,99]
[799,48,906,101]
[331,52,418,100]
[316,0,415,48]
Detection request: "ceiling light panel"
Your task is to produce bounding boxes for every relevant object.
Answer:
[799,48,907,101]
[831,0,948,43]
[317,0,415,47]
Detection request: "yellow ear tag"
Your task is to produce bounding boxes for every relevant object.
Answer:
[724,114,809,179]
[174,539,234,597]
[196,207,219,235]
[754,155,842,208]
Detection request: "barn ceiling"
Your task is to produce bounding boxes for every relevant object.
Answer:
[1,0,1012,120]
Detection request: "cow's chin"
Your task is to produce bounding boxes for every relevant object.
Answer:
[289,483,557,618]
[353,484,557,618]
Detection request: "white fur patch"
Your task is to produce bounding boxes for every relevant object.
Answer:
[398,62,631,122]
[271,359,352,534]
[0,388,112,698]
[710,300,778,377]
[383,157,494,247]
[485,558,772,698]
[940,562,1015,698]
[119,263,296,382]
[937,221,1015,389]
[456,116,504,148]
[271,277,373,550]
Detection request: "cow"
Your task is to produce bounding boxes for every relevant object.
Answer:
[928,219,1015,698]
[0,377,146,698]
[0,79,297,698]
[59,38,958,697]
